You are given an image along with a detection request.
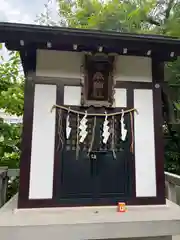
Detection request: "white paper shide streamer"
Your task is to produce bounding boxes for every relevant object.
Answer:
[102,112,110,144]
[121,110,127,141]
[66,113,71,139]
[79,111,88,143]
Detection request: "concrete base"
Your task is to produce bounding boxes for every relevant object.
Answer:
[0,195,180,240]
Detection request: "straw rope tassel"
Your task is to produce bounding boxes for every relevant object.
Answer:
[111,116,116,160]
[130,112,134,153]
[57,109,64,151]
[76,114,80,160]
[88,116,97,155]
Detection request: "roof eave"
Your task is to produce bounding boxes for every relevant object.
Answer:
[0,22,180,61]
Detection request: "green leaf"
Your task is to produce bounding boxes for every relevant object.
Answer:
[0,135,4,142]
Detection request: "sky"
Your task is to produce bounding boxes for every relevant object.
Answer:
[0,0,58,24]
[0,0,58,59]
[0,0,59,115]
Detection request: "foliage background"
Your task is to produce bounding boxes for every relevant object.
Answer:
[1,0,180,199]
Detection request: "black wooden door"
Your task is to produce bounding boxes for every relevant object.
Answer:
[58,109,132,205]
[89,114,131,203]
[60,114,93,199]
[60,151,93,198]
[91,152,130,200]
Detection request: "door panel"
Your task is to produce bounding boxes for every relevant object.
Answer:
[95,152,128,197]
[61,151,93,198]
[94,113,131,199]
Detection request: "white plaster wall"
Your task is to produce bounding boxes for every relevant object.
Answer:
[29,84,56,199]
[63,86,127,107]
[36,50,83,78]
[114,88,127,107]
[64,86,82,106]
[134,89,156,197]
[114,56,152,82]
[36,50,152,83]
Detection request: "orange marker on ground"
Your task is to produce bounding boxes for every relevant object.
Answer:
[117,202,127,212]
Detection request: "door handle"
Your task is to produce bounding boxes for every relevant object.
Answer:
[90,153,97,160]
[89,153,97,176]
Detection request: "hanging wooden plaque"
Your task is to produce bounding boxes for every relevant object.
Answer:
[81,53,115,107]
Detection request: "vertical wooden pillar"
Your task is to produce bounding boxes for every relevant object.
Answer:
[18,47,36,208]
[18,72,35,208]
[152,58,166,204]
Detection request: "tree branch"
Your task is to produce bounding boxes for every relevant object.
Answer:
[147,17,161,26]
[165,0,174,20]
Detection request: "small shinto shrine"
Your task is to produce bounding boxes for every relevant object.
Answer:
[1,22,180,209]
